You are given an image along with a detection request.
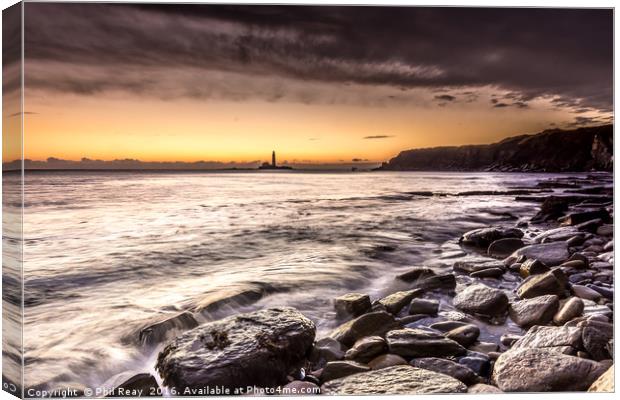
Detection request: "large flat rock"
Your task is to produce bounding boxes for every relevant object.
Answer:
[156,307,315,391]
[493,348,607,392]
[321,365,467,394]
[504,241,569,267]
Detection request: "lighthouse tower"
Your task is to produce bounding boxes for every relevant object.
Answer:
[272,150,276,167]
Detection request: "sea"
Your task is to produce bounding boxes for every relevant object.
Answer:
[1,170,588,391]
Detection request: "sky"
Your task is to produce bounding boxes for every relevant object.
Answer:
[4,4,614,167]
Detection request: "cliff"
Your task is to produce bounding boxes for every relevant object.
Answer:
[378,125,613,172]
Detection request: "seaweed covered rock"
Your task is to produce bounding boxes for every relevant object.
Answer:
[156,307,315,391]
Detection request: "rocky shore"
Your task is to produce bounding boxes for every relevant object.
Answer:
[116,173,614,395]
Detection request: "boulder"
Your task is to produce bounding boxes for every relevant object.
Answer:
[488,238,525,258]
[334,293,371,318]
[453,284,508,317]
[309,337,346,368]
[458,356,489,376]
[408,299,439,315]
[504,241,569,267]
[580,320,613,361]
[379,289,423,314]
[386,328,466,358]
[533,227,579,243]
[519,259,549,278]
[571,285,601,301]
[320,365,467,394]
[444,324,480,348]
[321,361,370,382]
[344,336,387,363]
[367,354,408,370]
[410,357,478,385]
[460,227,523,248]
[330,311,399,347]
[531,196,569,222]
[493,348,607,391]
[156,307,315,391]
[453,261,501,274]
[414,274,456,291]
[553,297,584,325]
[559,209,611,226]
[508,295,559,328]
[396,267,435,283]
[588,365,614,392]
[516,269,567,299]
[596,224,613,236]
[511,325,582,353]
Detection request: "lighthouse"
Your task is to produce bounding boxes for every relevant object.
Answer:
[272,150,276,167]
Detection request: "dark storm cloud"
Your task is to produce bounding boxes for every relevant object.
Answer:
[21,4,612,111]
[363,135,394,139]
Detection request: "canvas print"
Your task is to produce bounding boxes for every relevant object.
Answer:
[1,2,614,397]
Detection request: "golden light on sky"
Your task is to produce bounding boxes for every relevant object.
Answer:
[2,4,612,168]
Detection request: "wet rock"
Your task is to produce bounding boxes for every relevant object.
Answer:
[493,348,607,392]
[445,324,480,348]
[504,241,569,267]
[458,356,489,377]
[586,284,613,300]
[516,269,567,299]
[533,226,579,243]
[367,354,408,370]
[560,259,586,270]
[511,325,582,353]
[519,259,549,278]
[334,293,371,318]
[386,328,466,358]
[408,299,439,315]
[567,235,585,247]
[468,383,502,393]
[396,267,435,283]
[531,196,569,222]
[330,311,399,347]
[309,337,346,368]
[410,357,478,385]
[453,284,508,317]
[487,238,524,258]
[321,361,370,382]
[559,209,611,226]
[283,381,320,395]
[320,365,467,394]
[378,289,423,314]
[470,267,504,279]
[508,295,559,328]
[344,336,387,363]
[588,365,614,392]
[580,320,613,361]
[553,297,584,325]
[429,320,469,332]
[453,260,501,274]
[156,307,315,391]
[567,252,589,268]
[571,285,601,301]
[135,312,199,347]
[414,274,456,292]
[460,227,523,248]
[113,374,159,397]
[398,314,430,325]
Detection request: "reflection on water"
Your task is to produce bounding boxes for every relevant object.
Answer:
[12,170,575,390]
